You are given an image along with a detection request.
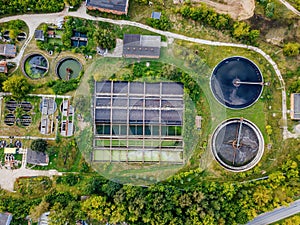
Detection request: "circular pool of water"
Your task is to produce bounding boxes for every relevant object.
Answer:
[210,56,263,109]
[22,53,49,79]
[211,118,264,172]
[56,57,82,80]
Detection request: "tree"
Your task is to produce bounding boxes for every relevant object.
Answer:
[2,75,31,99]
[29,200,49,222]
[93,28,116,50]
[232,22,250,40]
[266,125,272,136]
[0,73,7,91]
[283,43,300,57]
[31,139,48,152]
[9,29,18,40]
[265,2,275,18]
[81,196,111,222]
[49,201,82,225]
[64,173,81,186]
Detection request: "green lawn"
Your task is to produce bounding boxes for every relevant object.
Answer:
[48,38,62,45]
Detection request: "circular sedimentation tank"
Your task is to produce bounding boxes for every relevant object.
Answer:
[15,140,22,148]
[0,140,7,148]
[19,114,32,126]
[22,53,49,79]
[4,114,15,126]
[55,57,82,80]
[20,101,32,112]
[6,99,17,111]
[211,118,264,172]
[210,56,263,109]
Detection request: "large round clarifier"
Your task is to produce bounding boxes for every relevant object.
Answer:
[56,57,82,80]
[211,118,264,172]
[210,56,263,109]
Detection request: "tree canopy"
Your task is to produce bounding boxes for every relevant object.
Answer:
[2,75,31,99]
[30,139,48,152]
[0,0,64,16]
[93,28,116,50]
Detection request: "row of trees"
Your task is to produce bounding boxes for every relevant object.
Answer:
[177,4,260,45]
[2,153,299,225]
[0,0,64,16]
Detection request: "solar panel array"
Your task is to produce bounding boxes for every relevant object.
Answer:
[93,81,184,164]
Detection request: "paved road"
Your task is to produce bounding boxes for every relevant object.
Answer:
[0,168,62,191]
[278,0,300,16]
[246,199,300,225]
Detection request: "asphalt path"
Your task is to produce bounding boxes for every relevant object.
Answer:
[246,199,300,225]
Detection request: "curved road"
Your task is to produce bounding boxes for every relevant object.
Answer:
[246,199,300,225]
[278,0,300,16]
[0,3,289,139]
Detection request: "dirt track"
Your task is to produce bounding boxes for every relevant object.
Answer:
[191,0,255,20]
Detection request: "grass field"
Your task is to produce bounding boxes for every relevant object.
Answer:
[74,41,281,183]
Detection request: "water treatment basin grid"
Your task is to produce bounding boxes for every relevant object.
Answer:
[93,81,184,164]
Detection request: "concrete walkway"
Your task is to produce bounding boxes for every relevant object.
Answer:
[0,168,62,192]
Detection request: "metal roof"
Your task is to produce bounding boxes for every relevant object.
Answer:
[151,11,161,19]
[0,44,16,57]
[292,93,300,119]
[86,0,128,13]
[26,149,49,166]
[123,34,161,58]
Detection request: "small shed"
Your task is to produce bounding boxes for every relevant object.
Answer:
[26,149,49,166]
[195,116,202,129]
[4,148,17,154]
[34,30,45,41]
[122,34,161,59]
[291,93,300,120]
[0,61,8,73]
[151,12,161,19]
[0,44,16,58]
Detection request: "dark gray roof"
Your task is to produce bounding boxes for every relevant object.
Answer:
[94,81,184,125]
[26,149,49,166]
[123,34,161,58]
[162,82,184,95]
[95,109,111,123]
[34,30,44,40]
[151,12,161,19]
[0,212,12,225]
[0,44,16,57]
[161,110,182,125]
[96,81,112,93]
[293,93,300,119]
[86,0,128,13]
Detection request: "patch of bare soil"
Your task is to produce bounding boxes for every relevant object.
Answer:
[190,0,255,20]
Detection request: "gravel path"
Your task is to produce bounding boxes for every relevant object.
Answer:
[0,168,62,192]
